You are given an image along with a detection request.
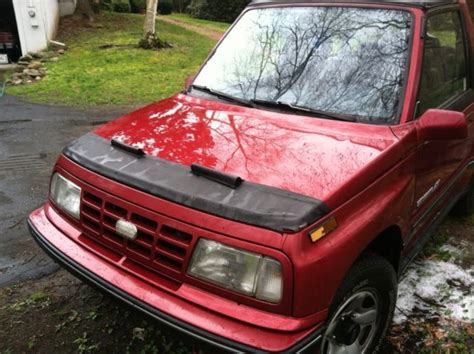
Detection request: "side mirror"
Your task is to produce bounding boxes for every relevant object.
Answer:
[416,109,468,141]
[184,75,195,90]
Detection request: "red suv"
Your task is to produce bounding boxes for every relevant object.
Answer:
[28,0,474,352]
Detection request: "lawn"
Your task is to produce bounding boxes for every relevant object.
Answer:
[7,12,219,107]
[168,13,231,32]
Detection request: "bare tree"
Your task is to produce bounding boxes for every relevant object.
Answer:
[139,0,171,49]
[143,0,158,39]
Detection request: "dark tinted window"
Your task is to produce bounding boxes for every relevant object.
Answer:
[418,11,467,115]
[193,7,412,124]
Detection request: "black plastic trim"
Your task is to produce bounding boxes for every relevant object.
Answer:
[63,133,330,233]
[28,220,323,354]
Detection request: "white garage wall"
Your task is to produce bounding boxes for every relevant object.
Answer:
[12,0,66,56]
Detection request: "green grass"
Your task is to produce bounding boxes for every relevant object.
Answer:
[7,12,218,107]
[431,31,457,47]
[168,13,231,32]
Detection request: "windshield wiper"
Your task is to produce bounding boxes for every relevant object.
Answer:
[250,99,357,122]
[190,85,253,108]
[189,87,357,122]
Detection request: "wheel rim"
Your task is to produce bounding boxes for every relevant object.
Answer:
[322,289,380,354]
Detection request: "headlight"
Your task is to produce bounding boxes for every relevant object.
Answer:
[50,173,81,219]
[188,239,283,303]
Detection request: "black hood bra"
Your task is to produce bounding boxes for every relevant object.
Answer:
[63,133,330,233]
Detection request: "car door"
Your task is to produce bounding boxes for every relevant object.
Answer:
[408,8,474,247]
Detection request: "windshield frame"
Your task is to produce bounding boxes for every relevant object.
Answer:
[188,3,416,126]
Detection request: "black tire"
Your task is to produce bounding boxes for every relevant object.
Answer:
[321,253,397,354]
[451,179,474,217]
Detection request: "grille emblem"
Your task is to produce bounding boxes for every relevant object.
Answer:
[116,219,138,240]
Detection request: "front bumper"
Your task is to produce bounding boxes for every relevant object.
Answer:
[28,207,323,353]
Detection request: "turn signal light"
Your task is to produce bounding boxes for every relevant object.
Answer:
[309,217,338,243]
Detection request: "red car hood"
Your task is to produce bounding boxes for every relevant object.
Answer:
[94,94,401,208]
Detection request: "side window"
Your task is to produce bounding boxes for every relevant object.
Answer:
[418,11,468,115]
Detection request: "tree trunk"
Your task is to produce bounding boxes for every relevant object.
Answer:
[139,0,171,49]
[143,0,159,38]
[76,0,95,22]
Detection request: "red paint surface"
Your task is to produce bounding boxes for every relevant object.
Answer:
[94,94,399,209]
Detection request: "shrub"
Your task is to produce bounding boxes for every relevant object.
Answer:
[130,0,146,13]
[186,0,206,18]
[187,0,249,22]
[158,0,173,15]
[114,1,131,13]
[101,0,131,12]
[172,0,191,13]
[100,0,114,11]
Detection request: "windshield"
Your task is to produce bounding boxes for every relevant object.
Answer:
[193,6,412,124]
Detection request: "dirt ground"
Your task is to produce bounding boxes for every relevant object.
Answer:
[0,270,197,354]
[158,16,223,41]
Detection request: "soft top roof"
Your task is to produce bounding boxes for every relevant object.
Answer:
[249,0,458,9]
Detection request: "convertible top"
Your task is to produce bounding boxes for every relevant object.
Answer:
[249,0,458,9]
